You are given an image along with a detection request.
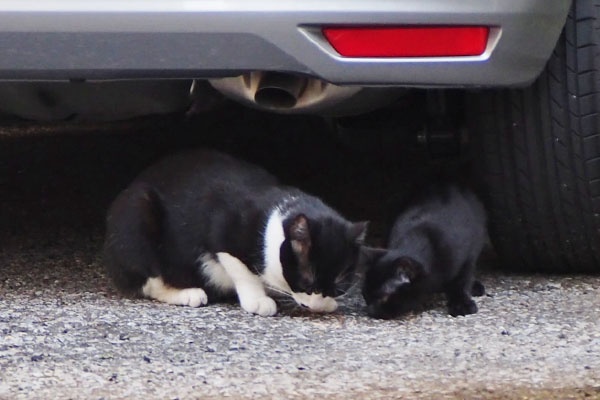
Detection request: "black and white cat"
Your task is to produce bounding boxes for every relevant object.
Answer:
[104,149,367,316]
[362,183,487,318]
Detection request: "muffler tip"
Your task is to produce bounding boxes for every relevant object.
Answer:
[254,73,307,109]
[255,87,298,109]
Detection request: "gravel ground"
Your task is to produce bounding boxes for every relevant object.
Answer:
[1,242,599,399]
[1,108,599,399]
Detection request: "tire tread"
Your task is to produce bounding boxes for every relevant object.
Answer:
[468,0,600,271]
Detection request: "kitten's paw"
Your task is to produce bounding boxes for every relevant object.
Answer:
[471,280,485,297]
[241,296,277,316]
[177,288,208,307]
[448,298,478,317]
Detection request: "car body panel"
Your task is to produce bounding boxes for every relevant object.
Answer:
[0,0,571,87]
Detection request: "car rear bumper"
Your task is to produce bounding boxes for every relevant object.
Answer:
[0,0,570,87]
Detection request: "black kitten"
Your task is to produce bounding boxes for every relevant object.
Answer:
[104,149,367,316]
[362,183,487,318]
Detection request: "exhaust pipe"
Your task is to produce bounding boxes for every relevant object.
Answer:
[209,72,401,116]
[254,72,308,109]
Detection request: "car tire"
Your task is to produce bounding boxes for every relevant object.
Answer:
[467,0,600,272]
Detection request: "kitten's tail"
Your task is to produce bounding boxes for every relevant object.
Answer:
[103,183,165,294]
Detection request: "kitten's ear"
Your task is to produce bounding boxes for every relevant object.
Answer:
[348,221,369,245]
[394,257,423,282]
[382,275,411,297]
[289,214,311,259]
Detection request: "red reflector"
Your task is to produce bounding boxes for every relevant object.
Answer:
[322,26,489,58]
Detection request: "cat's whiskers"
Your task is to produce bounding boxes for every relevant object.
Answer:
[334,279,361,300]
[265,284,294,299]
[277,298,299,306]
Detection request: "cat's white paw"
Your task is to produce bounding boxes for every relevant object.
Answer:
[142,277,208,307]
[320,297,338,313]
[293,292,338,313]
[241,296,277,316]
[176,288,208,307]
[305,296,337,313]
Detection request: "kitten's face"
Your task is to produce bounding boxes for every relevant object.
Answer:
[280,214,367,312]
[362,254,423,319]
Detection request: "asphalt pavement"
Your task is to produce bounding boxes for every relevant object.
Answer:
[1,108,599,399]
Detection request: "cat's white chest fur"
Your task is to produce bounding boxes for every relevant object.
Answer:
[262,209,293,293]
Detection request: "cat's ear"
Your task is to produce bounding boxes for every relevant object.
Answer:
[382,275,411,297]
[380,263,412,298]
[348,221,369,245]
[289,214,311,260]
[394,257,423,282]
